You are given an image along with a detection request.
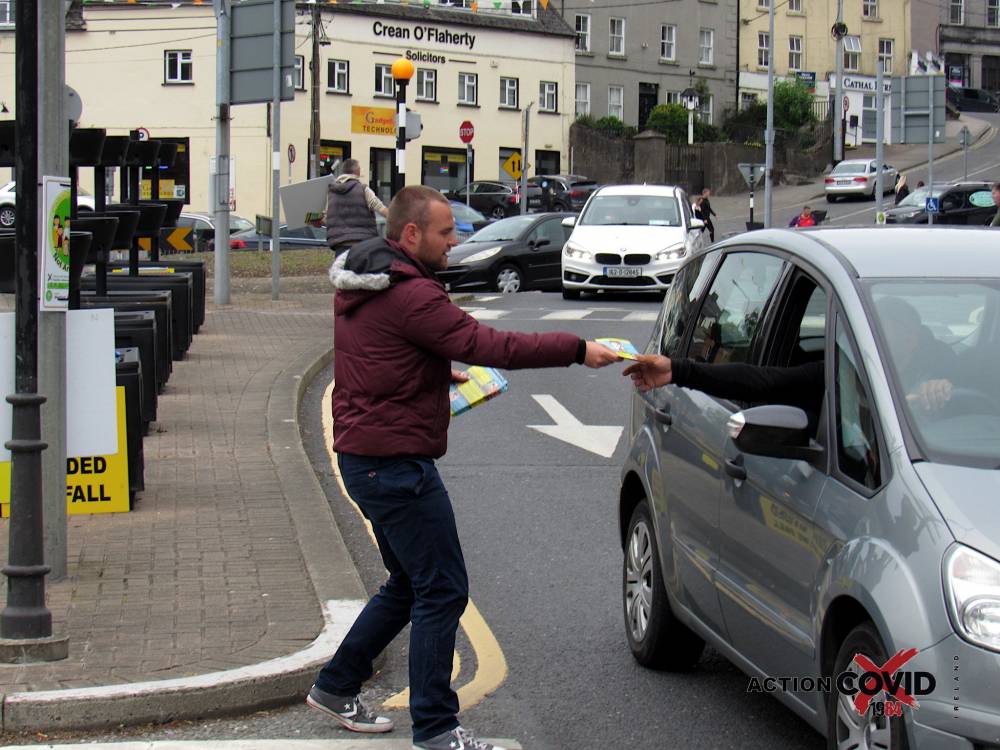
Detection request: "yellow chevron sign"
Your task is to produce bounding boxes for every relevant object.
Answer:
[137,226,194,254]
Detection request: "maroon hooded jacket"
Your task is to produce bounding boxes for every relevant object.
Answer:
[329,237,583,458]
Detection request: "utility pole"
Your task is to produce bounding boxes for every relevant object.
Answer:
[833,1,846,165]
[391,59,414,197]
[213,0,232,305]
[271,0,282,299]
[520,102,532,215]
[763,0,776,228]
[927,74,935,226]
[309,3,321,179]
[874,56,885,221]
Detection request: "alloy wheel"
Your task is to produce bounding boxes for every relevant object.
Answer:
[0,206,14,228]
[835,659,894,750]
[625,518,654,643]
[496,266,521,294]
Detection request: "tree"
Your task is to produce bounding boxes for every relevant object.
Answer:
[772,79,816,130]
[645,103,720,143]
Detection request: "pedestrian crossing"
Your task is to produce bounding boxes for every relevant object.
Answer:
[461,306,659,323]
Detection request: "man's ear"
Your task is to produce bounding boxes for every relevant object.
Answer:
[400,222,420,246]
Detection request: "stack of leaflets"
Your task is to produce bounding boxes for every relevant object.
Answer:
[596,337,641,360]
[450,366,509,417]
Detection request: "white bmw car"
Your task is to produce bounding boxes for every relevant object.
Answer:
[560,184,709,299]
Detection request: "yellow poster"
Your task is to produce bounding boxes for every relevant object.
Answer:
[0,386,130,517]
[351,106,396,137]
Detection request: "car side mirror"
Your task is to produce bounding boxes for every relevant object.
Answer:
[531,238,551,249]
[561,216,576,228]
[690,217,706,231]
[726,405,824,464]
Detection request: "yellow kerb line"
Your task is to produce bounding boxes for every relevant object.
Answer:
[321,380,508,712]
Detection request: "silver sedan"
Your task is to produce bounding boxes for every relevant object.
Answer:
[824,159,898,201]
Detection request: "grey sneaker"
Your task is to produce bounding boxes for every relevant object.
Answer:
[305,685,394,733]
[413,725,507,750]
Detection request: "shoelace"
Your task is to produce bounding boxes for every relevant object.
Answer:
[354,695,377,721]
[455,727,491,750]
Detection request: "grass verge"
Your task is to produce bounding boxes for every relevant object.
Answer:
[163,249,332,278]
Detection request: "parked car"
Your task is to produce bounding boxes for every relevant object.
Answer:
[560,184,709,299]
[619,226,1000,750]
[885,181,996,225]
[436,212,573,294]
[448,180,524,219]
[526,174,599,212]
[0,181,95,227]
[178,211,254,252]
[221,223,327,251]
[824,159,898,201]
[946,85,1000,113]
[449,200,492,242]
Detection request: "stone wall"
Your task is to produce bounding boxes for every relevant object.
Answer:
[568,123,633,185]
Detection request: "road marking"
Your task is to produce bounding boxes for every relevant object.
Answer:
[475,295,502,302]
[528,394,623,458]
[0,741,523,750]
[623,311,658,322]
[462,308,509,320]
[321,381,508,712]
[541,309,593,320]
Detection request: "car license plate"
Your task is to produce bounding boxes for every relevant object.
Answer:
[837,179,851,185]
[606,266,641,278]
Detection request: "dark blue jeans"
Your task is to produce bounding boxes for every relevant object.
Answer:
[315,453,468,742]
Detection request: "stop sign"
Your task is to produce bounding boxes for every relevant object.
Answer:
[459,120,475,144]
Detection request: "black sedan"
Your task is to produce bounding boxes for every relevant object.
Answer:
[437,212,573,294]
[885,181,996,225]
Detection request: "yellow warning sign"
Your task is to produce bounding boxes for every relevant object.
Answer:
[137,226,194,254]
[501,151,523,181]
[0,386,130,516]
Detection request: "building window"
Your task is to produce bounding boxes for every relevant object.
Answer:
[989,0,1000,26]
[608,85,624,120]
[575,14,591,52]
[741,92,758,110]
[844,35,861,71]
[698,94,713,124]
[416,69,437,102]
[757,0,769,7]
[459,72,478,106]
[511,0,532,14]
[665,91,680,104]
[878,38,893,74]
[609,17,625,56]
[863,0,878,18]
[950,0,964,23]
[539,81,558,113]
[660,24,676,61]
[0,1,12,25]
[294,56,305,91]
[575,83,591,116]
[500,77,519,109]
[787,0,802,11]
[788,36,803,71]
[757,32,769,68]
[375,63,394,97]
[164,50,193,84]
[700,29,714,65]
[328,60,349,93]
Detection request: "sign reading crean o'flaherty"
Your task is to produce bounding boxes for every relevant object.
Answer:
[351,106,396,137]
[373,21,476,50]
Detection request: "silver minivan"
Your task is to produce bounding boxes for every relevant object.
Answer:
[619,227,1000,749]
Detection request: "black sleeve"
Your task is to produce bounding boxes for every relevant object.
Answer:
[671,359,825,413]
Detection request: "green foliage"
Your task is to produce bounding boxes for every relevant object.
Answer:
[772,79,817,130]
[644,103,720,143]
[575,114,636,139]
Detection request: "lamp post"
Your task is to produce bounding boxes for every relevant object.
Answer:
[681,70,699,146]
[391,58,414,198]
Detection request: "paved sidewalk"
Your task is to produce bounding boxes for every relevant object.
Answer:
[0,288,367,732]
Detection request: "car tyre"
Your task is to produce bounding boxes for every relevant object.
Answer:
[561,288,581,300]
[826,622,909,750]
[623,500,705,670]
[491,205,507,219]
[826,195,837,204]
[495,264,523,294]
[0,205,15,228]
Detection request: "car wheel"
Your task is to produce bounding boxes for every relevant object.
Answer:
[561,288,581,300]
[624,500,705,670]
[827,622,909,750]
[826,195,837,204]
[491,205,507,219]
[495,264,522,294]
[0,205,15,227]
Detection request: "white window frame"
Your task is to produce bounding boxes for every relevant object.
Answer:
[459,72,478,106]
[665,91,680,105]
[700,28,714,65]
[575,82,591,117]
[698,94,713,125]
[788,35,803,71]
[660,24,676,61]
[787,0,802,11]
[500,77,519,109]
[164,50,193,84]
[608,85,624,120]
[294,55,305,91]
[511,0,533,15]
[989,0,1000,26]
[950,0,964,24]
[575,14,591,52]
[375,63,394,97]
[844,35,861,72]
[539,81,558,113]
[878,38,893,74]
[757,0,769,7]
[757,32,769,68]
[416,68,437,102]
[863,0,879,18]
[609,17,625,56]
[328,60,349,93]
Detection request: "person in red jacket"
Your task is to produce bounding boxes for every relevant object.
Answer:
[308,185,619,750]
[788,205,816,228]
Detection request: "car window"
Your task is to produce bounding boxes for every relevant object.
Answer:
[194,218,212,232]
[686,252,786,364]
[528,218,567,248]
[475,183,500,194]
[176,216,195,229]
[282,226,314,239]
[657,253,715,357]
[941,191,963,211]
[452,186,469,198]
[834,316,882,490]
[831,162,867,175]
[579,194,681,227]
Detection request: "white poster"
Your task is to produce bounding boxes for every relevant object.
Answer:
[66,308,117,458]
[39,175,72,311]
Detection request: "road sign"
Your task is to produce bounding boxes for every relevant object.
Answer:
[135,127,150,142]
[876,210,887,225]
[958,126,970,148]
[502,151,522,180]
[843,95,850,112]
[459,120,475,144]
[230,0,295,106]
[925,197,940,214]
[890,75,947,144]
[287,143,296,164]
[737,163,765,189]
[137,226,194,254]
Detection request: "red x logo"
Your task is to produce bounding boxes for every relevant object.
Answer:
[851,648,920,714]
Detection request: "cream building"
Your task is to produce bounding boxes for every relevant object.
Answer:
[737,0,913,146]
[0,1,576,220]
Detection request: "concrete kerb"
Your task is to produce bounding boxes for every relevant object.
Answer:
[0,338,367,733]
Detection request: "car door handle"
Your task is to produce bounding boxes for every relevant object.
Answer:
[724,455,747,481]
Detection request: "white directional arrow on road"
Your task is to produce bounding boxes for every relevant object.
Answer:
[528,394,623,458]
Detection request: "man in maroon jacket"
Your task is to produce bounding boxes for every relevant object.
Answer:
[308,186,619,750]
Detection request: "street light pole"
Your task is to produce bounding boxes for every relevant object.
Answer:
[391,58,414,198]
[763,0,776,228]
[833,0,846,165]
[309,3,321,179]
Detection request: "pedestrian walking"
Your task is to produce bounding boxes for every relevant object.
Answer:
[895,173,910,203]
[311,185,620,750]
[700,188,717,242]
[325,158,389,257]
[991,182,1000,227]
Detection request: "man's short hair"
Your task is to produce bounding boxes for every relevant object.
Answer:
[803,205,811,212]
[340,158,360,176]
[386,186,450,241]
[992,181,1000,192]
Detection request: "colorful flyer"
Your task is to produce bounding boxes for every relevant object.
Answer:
[450,366,509,417]
[39,175,72,311]
[596,337,641,360]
